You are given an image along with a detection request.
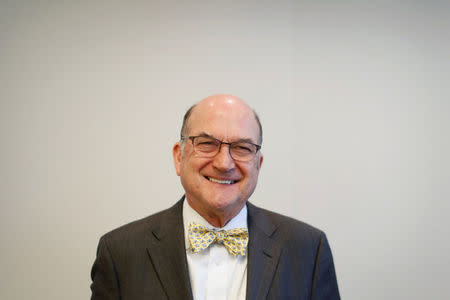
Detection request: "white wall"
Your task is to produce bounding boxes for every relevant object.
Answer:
[1,1,449,299]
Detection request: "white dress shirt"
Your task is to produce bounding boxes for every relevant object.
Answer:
[183,199,248,300]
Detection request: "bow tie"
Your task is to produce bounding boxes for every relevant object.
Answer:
[188,222,249,257]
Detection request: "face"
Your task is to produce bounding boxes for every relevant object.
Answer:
[173,97,263,223]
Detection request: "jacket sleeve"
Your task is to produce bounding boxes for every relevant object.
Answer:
[311,233,340,300]
[90,236,121,300]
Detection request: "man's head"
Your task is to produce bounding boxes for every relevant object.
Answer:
[173,94,263,227]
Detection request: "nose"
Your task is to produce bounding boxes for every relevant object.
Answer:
[212,143,235,171]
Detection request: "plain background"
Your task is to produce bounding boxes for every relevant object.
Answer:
[1,1,449,299]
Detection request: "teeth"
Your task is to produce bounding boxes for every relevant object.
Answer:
[207,177,235,184]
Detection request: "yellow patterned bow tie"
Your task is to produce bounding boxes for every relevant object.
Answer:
[188,222,249,257]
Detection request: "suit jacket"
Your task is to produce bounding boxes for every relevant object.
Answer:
[91,198,340,300]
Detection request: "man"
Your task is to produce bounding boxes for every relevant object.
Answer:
[90,94,340,299]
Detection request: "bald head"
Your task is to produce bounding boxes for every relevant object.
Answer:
[180,94,263,144]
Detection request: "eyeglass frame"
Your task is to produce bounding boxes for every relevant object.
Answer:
[180,135,262,162]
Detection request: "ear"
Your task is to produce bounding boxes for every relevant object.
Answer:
[257,152,263,170]
[173,142,182,176]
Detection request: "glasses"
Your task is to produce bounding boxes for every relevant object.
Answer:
[181,135,261,162]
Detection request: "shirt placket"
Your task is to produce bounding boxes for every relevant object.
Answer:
[206,232,229,300]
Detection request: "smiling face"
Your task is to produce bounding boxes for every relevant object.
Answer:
[173,95,263,227]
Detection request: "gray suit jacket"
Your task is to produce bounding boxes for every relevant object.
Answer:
[91,198,340,299]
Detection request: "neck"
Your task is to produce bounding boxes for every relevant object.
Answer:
[186,198,243,228]
[204,216,229,228]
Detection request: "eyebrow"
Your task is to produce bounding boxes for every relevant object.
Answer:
[196,132,259,145]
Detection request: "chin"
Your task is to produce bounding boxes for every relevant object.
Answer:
[207,195,244,213]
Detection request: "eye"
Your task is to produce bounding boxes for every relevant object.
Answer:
[194,137,219,152]
[198,141,215,145]
[232,143,254,154]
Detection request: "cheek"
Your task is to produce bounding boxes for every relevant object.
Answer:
[181,158,208,183]
[241,165,260,186]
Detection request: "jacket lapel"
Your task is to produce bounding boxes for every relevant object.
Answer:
[246,203,282,300]
[146,199,193,300]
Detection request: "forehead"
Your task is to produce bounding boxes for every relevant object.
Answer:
[187,103,260,142]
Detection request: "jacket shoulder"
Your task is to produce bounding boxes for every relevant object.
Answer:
[248,202,326,243]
